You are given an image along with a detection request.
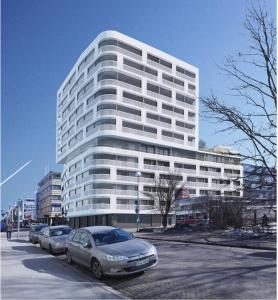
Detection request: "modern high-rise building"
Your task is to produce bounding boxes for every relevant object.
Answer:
[37,171,62,225]
[56,31,243,229]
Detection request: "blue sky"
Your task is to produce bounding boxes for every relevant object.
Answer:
[2,0,275,210]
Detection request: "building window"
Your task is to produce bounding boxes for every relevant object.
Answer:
[98,71,141,88]
[162,73,184,87]
[147,54,172,69]
[147,83,172,99]
[98,39,142,56]
[176,93,195,106]
[176,66,196,78]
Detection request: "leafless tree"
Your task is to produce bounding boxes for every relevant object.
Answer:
[202,4,276,190]
[143,171,184,228]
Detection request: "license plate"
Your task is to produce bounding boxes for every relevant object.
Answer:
[136,258,149,266]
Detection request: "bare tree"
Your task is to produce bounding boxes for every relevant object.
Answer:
[198,139,207,149]
[143,172,184,228]
[202,4,276,189]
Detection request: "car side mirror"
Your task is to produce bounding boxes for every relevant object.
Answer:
[83,241,92,248]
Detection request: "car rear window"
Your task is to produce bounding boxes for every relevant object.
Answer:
[34,225,48,232]
[50,228,71,236]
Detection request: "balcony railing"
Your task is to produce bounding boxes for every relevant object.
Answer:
[117,175,137,182]
[88,61,117,77]
[199,171,222,177]
[162,135,184,145]
[97,110,141,122]
[146,119,171,129]
[144,164,169,172]
[99,46,142,61]
[162,79,184,92]
[86,159,138,169]
[116,204,154,210]
[147,90,172,103]
[99,79,142,93]
[86,124,117,137]
[187,182,208,187]
[176,71,196,83]
[122,127,157,139]
[174,168,196,175]
[147,59,172,73]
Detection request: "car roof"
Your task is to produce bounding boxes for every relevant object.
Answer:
[32,224,48,227]
[49,225,71,229]
[81,226,116,233]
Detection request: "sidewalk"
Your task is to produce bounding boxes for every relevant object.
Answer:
[0,233,127,300]
[134,228,276,251]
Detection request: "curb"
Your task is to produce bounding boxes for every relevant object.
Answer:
[6,235,130,300]
[137,236,276,251]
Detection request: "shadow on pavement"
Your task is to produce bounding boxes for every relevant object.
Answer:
[103,271,144,284]
[22,257,89,282]
[11,245,45,254]
[247,251,276,259]
[7,239,30,243]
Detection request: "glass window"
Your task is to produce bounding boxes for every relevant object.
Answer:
[160,87,172,98]
[147,54,159,63]
[72,231,82,243]
[79,232,90,245]
[50,228,71,236]
[124,58,143,71]
[144,98,157,107]
[160,59,172,69]
[147,83,159,93]
[118,41,142,56]
[92,228,133,246]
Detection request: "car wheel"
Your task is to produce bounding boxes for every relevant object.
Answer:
[66,250,73,264]
[91,259,103,280]
[49,245,53,255]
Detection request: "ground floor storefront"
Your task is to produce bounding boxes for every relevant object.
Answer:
[68,213,163,229]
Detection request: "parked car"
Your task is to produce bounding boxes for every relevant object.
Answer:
[29,224,49,244]
[65,226,158,279]
[39,225,72,254]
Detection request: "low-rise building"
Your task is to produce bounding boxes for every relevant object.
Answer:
[37,171,62,225]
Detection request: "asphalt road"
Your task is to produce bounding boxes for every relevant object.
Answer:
[2,231,276,299]
[101,240,276,299]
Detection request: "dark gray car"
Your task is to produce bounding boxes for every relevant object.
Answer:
[29,224,49,244]
[39,225,71,254]
[65,226,158,279]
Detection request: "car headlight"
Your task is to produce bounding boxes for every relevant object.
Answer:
[150,245,157,255]
[104,255,128,261]
[54,242,63,247]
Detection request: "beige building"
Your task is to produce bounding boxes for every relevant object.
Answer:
[37,171,62,225]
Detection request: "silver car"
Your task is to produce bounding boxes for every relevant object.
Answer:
[65,226,158,279]
[39,225,72,254]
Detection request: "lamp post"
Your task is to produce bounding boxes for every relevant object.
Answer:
[135,171,141,232]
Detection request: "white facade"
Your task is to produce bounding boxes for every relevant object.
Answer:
[56,31,243,223]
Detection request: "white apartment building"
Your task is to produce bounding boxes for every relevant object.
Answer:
[56,30,243,229]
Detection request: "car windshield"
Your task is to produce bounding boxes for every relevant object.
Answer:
[34,225,48,232]
[92,229,133,246]
[50,228,71,236]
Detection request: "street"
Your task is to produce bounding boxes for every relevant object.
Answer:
[1,231,276,299]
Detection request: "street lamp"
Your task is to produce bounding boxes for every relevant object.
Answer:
[135,171,141,232]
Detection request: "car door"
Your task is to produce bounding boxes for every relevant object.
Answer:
[77,232,93,267]
[39,227,46,246]
[70,231,83,264]
[42,228,50,249]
